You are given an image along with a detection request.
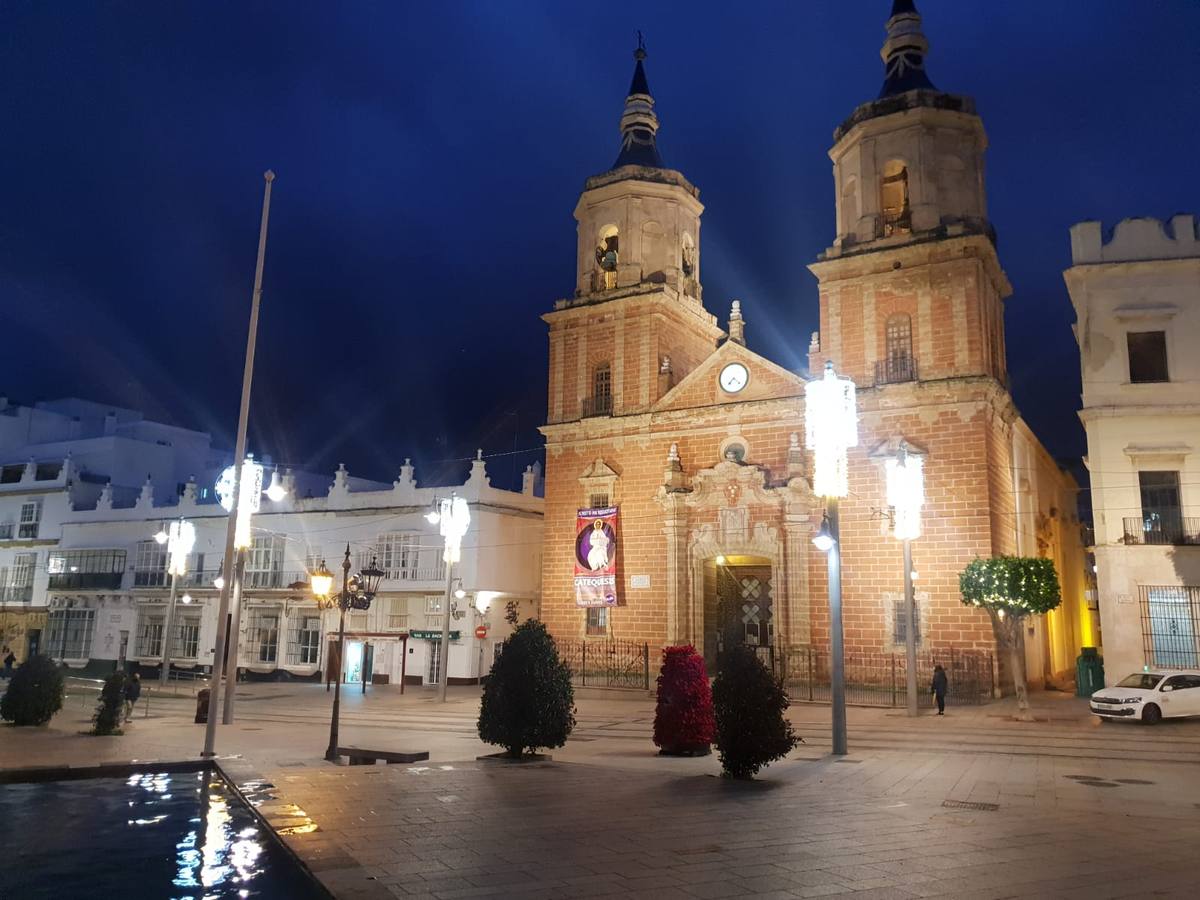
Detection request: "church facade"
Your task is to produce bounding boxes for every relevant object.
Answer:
[539,4,1090,687]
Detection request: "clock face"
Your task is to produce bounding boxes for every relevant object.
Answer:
[719,362,749,394]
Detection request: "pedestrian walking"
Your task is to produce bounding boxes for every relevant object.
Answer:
[931,664,948,715]
[123,672,142,722]
[2,647,14,679]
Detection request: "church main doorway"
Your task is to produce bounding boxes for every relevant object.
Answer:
[702,555,773,670]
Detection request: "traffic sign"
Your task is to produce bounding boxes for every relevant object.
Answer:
[474,625,488,639]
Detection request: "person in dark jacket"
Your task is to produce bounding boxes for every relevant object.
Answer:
[2,647,15,678]
[931,665,948,715]
[123,672,142,722]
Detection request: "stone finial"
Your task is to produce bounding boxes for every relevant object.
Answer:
[809,331,820,354]
[787,432,806,479]
[659,355,672,374]
[466,450,490,489]
[394,458,416,492]
[60,453,74,484]
[282,468,297,498]
[522,461,544,497]
[135,474,155,509]
[181,476,198,504]
[97,480,113,511]
[728,300,745,345]
[663,442,686,491]
[21,458,36,484]
[329,463,349,497]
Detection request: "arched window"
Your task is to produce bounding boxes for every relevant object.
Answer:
[882,313,915,383]
[880,161,911,237]
[596,226,619,290]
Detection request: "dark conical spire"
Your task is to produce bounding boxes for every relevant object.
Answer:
[879,0,937,97]
[613,34,664,169]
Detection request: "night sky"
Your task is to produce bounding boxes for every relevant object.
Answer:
[2,2,1197,491]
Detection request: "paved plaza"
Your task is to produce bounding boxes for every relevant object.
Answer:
[4,681,1200,898]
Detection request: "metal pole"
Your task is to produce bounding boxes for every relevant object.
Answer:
[437,561,454,702]
[903,539,919,717]
[160,569,179,688]
[325,605,346,762]
[221,551,247,724]
[827,498,847,756]
[203,170,275,759]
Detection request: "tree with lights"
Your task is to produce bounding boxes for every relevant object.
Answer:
[959,556,1061,718]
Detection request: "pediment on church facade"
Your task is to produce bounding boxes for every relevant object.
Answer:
[579,457,620,480]
[652,341,806,414]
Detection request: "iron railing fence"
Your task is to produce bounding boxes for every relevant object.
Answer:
[579,396,614,419]
[774,646,994,708]
[554,637,650,690]
[874,356,918,385]
[1123,517,1200,546]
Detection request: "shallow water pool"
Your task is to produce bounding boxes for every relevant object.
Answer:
[0,769,326,899]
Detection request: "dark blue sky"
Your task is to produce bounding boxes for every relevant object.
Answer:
[2,2,1197,489]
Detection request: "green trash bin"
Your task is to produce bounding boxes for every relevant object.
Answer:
[1076,647,1104,697]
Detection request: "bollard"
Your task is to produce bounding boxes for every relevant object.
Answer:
[195,688,211,724]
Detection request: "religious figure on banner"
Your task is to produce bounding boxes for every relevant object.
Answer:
[586,519,611,570]
[574,507,619,607]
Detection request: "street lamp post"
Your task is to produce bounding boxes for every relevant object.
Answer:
[426,494,471,702]
[311,546,383,762]
[155,517,196,689]
[885,441,925,717]
[805,361,858,757]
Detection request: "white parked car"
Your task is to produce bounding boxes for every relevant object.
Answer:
[1090,671,1200,725]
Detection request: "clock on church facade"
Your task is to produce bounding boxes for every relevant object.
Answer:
[537,6,1090,688]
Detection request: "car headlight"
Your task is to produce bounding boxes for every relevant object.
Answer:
[1122,697,1143,704]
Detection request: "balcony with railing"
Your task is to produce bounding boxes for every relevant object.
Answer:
[47,571,124,590]
[580,395,613,418]
[1123,517,1200,546]
[383,565,447,584]
[874,356,918,386]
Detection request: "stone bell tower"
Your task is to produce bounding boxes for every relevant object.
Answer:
[810,0,1011,389]
[545,41,722,427]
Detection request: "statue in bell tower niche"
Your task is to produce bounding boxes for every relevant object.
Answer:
[596,232,619,290]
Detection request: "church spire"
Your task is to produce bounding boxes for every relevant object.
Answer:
[613,34,664,169]
[878,0,937,98]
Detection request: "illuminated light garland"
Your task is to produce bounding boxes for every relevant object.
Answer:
[427,495,471,564]
[804,362,857,499]
[215,458,264,550]
[166,520,197,577]
[885,453,924,541]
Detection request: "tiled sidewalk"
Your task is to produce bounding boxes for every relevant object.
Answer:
[265,754,1200,900]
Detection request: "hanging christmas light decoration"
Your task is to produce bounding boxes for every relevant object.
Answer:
[885,449,924,541]
[804,361,858,498]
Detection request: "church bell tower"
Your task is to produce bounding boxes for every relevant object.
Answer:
[809,0,1011,388]
[544,41,722,427]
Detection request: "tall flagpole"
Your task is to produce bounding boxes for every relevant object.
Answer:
[202,170,275,758]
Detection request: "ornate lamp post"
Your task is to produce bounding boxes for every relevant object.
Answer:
[154,517,196,688]
[311,545,384,762]
[885,441,925,717]
[805,361,858,756]
[425,494,471,702]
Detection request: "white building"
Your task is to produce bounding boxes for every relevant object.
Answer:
[45,453,543,687]
[0,397,226,664]
[1065,214,1200,682]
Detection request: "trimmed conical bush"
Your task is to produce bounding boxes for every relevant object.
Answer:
[713,644,799,778]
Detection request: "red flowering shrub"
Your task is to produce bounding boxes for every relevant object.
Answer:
[653,645,715,754]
